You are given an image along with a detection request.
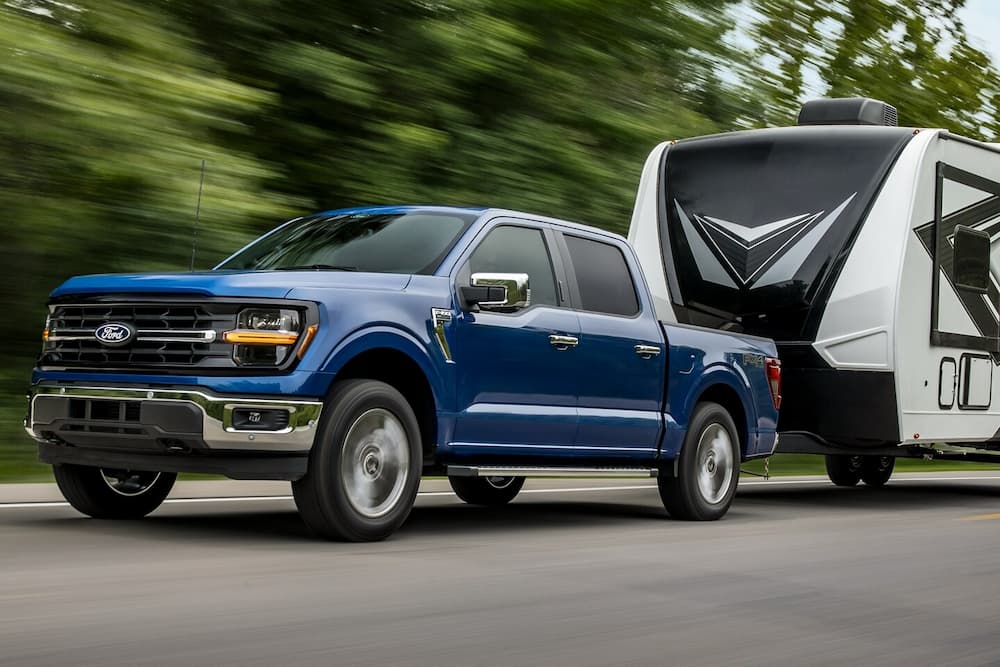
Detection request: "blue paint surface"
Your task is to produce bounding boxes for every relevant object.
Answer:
[35,205,779,467]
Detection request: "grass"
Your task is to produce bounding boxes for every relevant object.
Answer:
[4,440,1000,485]
[740,454,1000,477]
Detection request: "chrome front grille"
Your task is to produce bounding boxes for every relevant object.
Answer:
[41,302,241,370]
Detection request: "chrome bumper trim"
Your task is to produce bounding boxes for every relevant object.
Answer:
[27,385,323,453]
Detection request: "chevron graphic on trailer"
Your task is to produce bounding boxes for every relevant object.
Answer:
[677,193,856,289]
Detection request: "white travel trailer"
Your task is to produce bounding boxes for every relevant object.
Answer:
[628,97,1000,486]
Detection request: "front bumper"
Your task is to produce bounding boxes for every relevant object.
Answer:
[26,384,323,454]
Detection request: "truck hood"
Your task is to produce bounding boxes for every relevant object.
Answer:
[50,270,413,299]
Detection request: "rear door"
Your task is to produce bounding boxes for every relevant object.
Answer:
[450,221,581,453]
[555,231,665,457]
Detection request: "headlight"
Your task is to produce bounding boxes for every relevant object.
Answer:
[241,308,299,332]
[224,308,302,366]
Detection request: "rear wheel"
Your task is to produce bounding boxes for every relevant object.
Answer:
[860,456,895,487]
[448,475,525,506]
[825,455,863,487]
[658,402,740,521]
[292,379,422,542]
[53,464,176,519]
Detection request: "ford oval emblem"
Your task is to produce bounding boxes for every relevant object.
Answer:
[94,322,135,347]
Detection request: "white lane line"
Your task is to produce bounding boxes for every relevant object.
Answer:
[0,501,76,509]
[2,475,1000,510]
[0,486,659,509]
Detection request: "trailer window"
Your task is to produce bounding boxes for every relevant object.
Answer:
[954,225,991,293]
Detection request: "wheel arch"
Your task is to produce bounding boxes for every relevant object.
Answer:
[687,370,755,459]
[322,329,444,461]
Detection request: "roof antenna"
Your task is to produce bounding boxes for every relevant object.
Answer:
[190,159,206,271]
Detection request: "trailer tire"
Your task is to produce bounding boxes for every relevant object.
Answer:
[53,464,175,519]
[448,475,525,506]
[292,379,422,542]
[825,455,863,487]
[659,402,740,521]
[860,456,895,487]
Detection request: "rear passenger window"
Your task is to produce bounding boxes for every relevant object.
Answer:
[564,235,640,316]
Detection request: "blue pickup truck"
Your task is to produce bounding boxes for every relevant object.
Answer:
[25,206,780,541]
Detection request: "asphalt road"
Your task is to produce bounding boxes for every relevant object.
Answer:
[3,473,1000,666]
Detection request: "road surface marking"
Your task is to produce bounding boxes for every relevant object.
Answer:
[1,475,999,510]
[961,513,1000,521]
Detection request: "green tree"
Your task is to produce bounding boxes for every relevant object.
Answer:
[174,0,744,233]
[0,1,293,477]
[749,0,1000,137]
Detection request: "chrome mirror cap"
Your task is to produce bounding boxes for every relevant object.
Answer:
[470,272,530,311]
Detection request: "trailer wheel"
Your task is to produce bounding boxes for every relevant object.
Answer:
[860,456,895,487]
[658,402,740,521]
[825,455,863,487]
[448,475,525,506]
[292,379,422,542]
[53,464,176,519]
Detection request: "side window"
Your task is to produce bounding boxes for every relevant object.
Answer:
[954,225,990,294]
[564,235,640,317]
[467,226,558,307]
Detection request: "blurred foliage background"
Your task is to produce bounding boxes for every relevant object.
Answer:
[2,0,999,480]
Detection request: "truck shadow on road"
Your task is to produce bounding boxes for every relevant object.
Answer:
[11,481,1000,543]
[10,500,668,545]
[735,481,1000,513]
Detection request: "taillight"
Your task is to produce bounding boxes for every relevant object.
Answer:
[765,357,782,409]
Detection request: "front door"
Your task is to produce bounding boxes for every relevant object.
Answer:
[450,223,580,455]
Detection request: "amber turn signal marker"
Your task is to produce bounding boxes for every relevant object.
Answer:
[42,329,49,342]
[297,324,318,359]
[222,330,300,345]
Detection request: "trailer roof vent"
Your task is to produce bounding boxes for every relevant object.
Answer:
[797,97,898,127]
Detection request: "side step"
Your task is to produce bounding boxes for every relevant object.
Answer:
[446,465,658,479]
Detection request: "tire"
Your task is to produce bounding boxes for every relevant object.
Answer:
[292,379,422,542]
[658,402,740,521]
[825,455,863,487]
[860,456,895,487]
[53,464,176,519]
[448,475,525,506]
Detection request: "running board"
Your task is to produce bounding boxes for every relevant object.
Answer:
[446,465,658,479]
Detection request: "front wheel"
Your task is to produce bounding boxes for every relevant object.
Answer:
[292,379,422,542]
[53,464,176,519]
[658,402,740,521]
[825,455,863,487]
[449,475,525,506]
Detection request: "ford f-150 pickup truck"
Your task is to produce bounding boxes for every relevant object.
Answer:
[25,206,781,541]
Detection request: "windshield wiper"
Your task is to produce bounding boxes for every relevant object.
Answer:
[271,264,358,271]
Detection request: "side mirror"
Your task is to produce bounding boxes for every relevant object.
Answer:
[460,273,530,312]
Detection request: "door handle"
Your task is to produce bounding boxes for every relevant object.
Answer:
[635,344,661,358]
[549,334,579,349]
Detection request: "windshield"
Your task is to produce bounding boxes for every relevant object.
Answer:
[216,211,477,274]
